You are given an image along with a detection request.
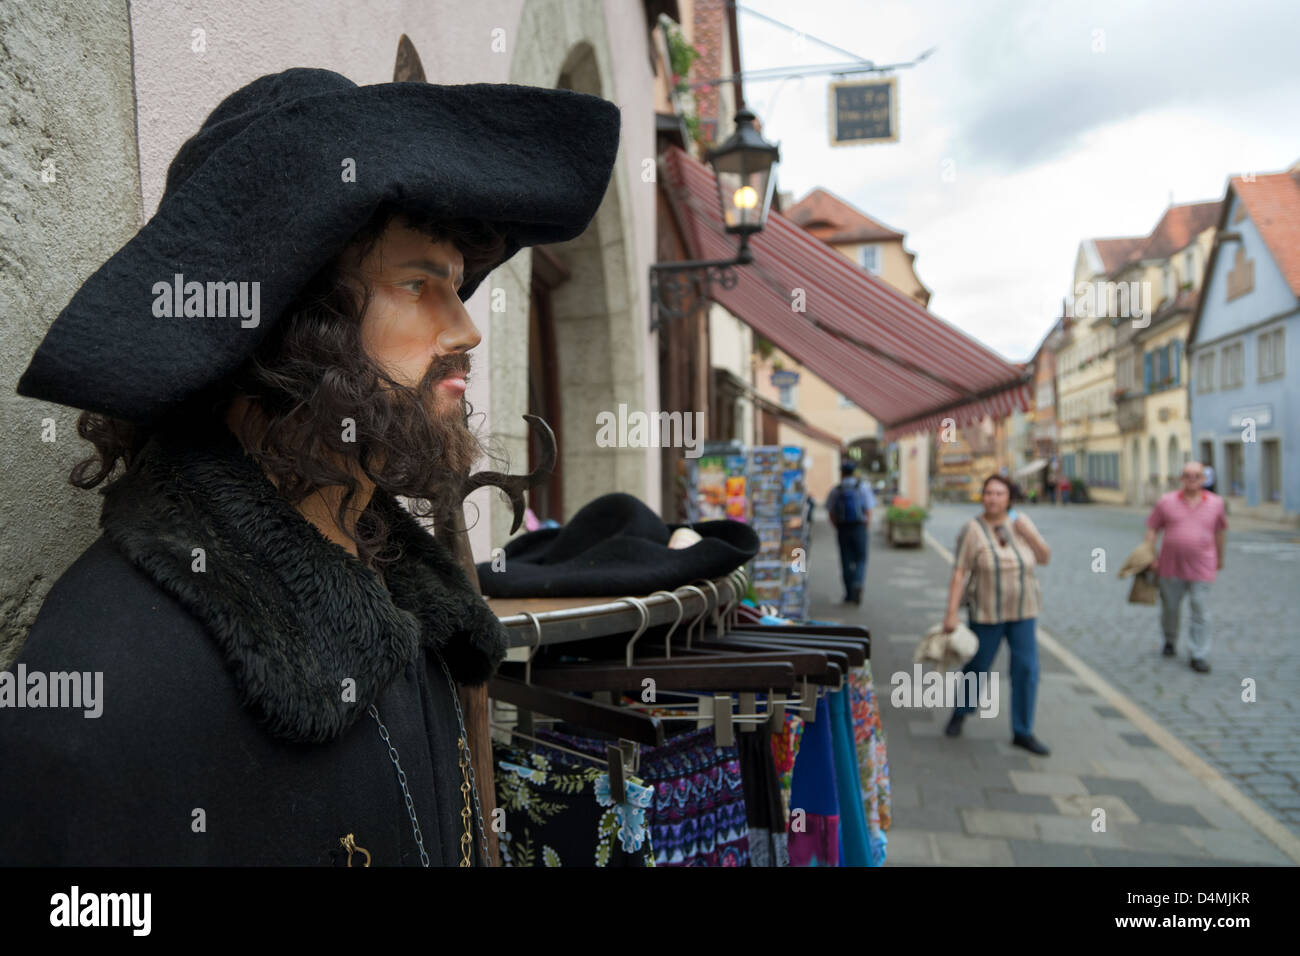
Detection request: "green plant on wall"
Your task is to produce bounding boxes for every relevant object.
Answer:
[663,20,707,149]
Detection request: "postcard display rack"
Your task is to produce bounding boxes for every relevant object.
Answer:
[693,444,809,620]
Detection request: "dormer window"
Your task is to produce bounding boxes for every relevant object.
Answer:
[859,244,880,275]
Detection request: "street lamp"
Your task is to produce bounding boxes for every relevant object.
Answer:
[650,106,780,332]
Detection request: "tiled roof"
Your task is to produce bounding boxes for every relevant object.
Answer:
[1232,171,1300,298]
[1135,199,1224,262]
[784,187,905,244]
[1092,200,1224,278]
[1093,237,1144,273]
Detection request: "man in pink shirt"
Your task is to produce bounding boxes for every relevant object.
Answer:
[1143,461,1227,673]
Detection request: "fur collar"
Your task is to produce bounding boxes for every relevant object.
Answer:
[98,418,506,744]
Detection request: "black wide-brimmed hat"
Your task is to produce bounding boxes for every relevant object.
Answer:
[476,493,760,598]
[16,68,621,422]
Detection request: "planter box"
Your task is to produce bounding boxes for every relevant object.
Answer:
[888,520,924,547]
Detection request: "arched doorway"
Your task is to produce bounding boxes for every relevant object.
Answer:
[1147,437,1159,505]
[491,10,643,543]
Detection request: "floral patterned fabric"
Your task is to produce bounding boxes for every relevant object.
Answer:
[848,663,891,866]
[538,726,751,867]
[492,740,655,867]
[769,711,805,824]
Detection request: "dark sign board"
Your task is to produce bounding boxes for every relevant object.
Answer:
[829,77,899,146]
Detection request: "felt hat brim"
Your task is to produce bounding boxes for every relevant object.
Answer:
[476,492,760,598]
[17,71,621,421]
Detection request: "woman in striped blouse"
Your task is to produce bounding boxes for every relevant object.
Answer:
[942,474,1053,755]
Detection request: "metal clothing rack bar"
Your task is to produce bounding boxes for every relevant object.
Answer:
[493,573,744,648]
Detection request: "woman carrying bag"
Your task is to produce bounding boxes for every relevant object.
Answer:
[941,474,1053,755]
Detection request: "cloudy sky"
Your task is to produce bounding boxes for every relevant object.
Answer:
[733,0,1300,362]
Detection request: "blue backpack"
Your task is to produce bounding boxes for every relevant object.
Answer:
[833,479,864,523]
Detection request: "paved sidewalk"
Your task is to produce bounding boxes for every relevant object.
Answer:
[805,513,1299,866]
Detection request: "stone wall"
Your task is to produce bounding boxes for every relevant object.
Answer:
[0,0,142,667]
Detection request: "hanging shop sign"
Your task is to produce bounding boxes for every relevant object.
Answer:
[769,370,800,388]
[828,77,898,147]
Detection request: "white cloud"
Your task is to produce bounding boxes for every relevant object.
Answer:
[735,0,1300,363]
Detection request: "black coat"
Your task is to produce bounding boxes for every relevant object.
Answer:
[0,421,506,866]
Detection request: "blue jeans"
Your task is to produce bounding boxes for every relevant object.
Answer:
[836,523,868,596]
[953,617,1039,738]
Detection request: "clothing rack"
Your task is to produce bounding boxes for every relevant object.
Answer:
[488,573,745,648]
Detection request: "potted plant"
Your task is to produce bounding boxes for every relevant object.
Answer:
[885,499,929,547]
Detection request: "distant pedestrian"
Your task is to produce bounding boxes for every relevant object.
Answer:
[1044,457,1059,504]
[1203,464,1217,494]
[941,474,1053,755]
[826,460,875,605]
[1058,476,1071,505]
[1143,461,1226,673]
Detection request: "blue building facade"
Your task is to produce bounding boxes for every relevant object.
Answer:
[1187,172,1300,522]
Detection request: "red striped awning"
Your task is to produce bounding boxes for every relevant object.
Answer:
[662,146,1031,442]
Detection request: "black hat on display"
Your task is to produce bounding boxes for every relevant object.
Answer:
[476,493,760,598]
[16,68,621,422]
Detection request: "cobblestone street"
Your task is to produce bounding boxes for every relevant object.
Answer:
[922,501,1300,836]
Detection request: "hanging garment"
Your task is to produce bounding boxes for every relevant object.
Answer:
[492,739,655,867]
[537,726,751,867]
[830,688,873,867]
[737,729,790,867]
[849,664,891,866]
[770,710,805,825]
[787,695,840,866]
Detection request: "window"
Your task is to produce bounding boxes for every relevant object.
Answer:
[1221,341,1244,389]
[1167,436,1181,482]
[1163,264,1175,303]
[778,383,796,409]
[1086,452,1119,487]
[1196,350,1215,393]
[1258,327,1285,380]
[1184,249,1196,288]
[1116,354,1133,391]
[1262,439,1281,503]
[837,391,855,408]
[859,245,880,275]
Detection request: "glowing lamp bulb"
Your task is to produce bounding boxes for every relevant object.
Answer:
[733,185,758,210]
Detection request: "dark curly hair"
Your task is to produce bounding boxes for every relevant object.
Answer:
[70,202,510,571]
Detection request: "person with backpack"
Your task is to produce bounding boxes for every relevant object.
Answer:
[826,459,876,605]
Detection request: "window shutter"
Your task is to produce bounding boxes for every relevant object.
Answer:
[1144,352,1152,391]
[1172,340,1181,385]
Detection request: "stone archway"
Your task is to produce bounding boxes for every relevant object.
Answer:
[486,0,643,541]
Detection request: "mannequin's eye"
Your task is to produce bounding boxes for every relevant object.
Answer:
[399,279,426,294]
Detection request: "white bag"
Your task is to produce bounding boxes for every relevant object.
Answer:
[914,622,979,672]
